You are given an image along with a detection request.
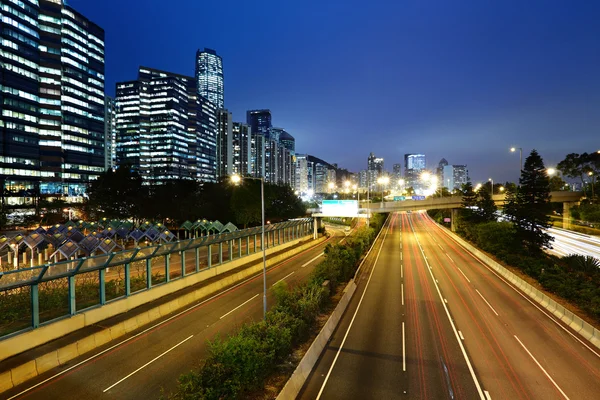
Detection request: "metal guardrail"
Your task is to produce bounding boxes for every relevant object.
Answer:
[0,218,313,337]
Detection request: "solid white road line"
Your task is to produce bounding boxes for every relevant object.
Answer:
[402,322,406,372]
[219,294,259,319]
[459,330,465,340]
[301,252,324,267]
[103,335,193,392]
[316,215,393,400]
[514,335,571,399]
[457,267,471,283]
[408,216,486,400]
[475,289,499,316]
[272,271,295,287]
[484,390,492,400]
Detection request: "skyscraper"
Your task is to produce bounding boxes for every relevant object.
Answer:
[246,109,272,137]
[279,130,296,154]
[104,97,117,171]
[367,152,384,190]
[232,122,251,176]
[115,67,217,184]
[404,153,426,189]
[216,110,233,178]
[195,48,224,109]
[1,0,106,199]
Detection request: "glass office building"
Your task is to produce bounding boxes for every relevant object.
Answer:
[0,0,106,202]
[195,48,224,110]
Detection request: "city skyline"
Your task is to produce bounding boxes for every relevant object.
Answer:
[70,0,600,184]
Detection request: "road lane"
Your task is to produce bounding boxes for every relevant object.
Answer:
[4,228,346,400]
[300,213,481,399]
[413,212,600,400]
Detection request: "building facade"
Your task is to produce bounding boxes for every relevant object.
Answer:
[0,0,106,201]
[246,109,271,137]
[216,109,232,178]
[231,122,250,176]
[366,152,384,190]
[104,96,116,171]
[404,153,426,189]
[195,48,224,109]
[115,67,217,184]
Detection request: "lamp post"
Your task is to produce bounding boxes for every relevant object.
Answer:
[231,174,267,319]
[488,178,493,196]
[589,171,595,202]
[377,176,389,208]
[63,207,73,221]
[510,147,523,181]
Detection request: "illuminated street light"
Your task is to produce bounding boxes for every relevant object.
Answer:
[475,183,482,191]
[510,147,523,180]
[328,182,335,191]
[398,178,405,186]
[344,180,351,188]
[547,168,556,176]
[421,172,431,182]
[231,174,267,319]
[499,186,505,192]
[488,178,493,195]
[377,176,390,207]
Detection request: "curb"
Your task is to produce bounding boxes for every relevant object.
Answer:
[1,236,326,395]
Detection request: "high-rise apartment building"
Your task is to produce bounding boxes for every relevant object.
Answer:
[367,152,384,190]
[279,130,295,154]
[104,96,116,171]
[249,130,265,178]
[195,48,224,109]
[232,122,250,176]
[0,0,106,200]
[294,154,310,193]
[442,164,469,190]
[216,109,232,178]
[246,109,271,137]
[115,67,217,184]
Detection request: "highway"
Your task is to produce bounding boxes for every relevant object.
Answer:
[300,212,600,399]
[547,227,600,259]
[3,226,348,400]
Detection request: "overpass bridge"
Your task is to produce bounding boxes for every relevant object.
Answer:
[312,192,585,233]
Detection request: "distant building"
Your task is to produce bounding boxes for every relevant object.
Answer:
[105,97,117,171]
[437,158,448,186]
[115,67,217,184]
[216,110,233,177]
[279,130,296,154]
[196,48,224,109]
[232,123,251,176]
[404,153,426,189]
[246,109,272,137]
[442,164,469,190]
[367,152,384,190]
[294,154,335,194]
[250,131,265,178]
[359,170,369,190]
[392,163,402,187]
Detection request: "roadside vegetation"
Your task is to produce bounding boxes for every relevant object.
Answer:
[166,214,386,400]
[432,149,600,324]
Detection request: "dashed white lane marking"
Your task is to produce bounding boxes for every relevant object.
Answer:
[103,335,194,392]
[459,331,465,340]
[301,252,324,267]
[445,253,455,263]
[220,293,259,319]
[272,271,295,287]
[514,335,570,399]
[484,390,492,400]
[457,267,471,283]
[402,322,406,372]
[476,289,499,316]
[402,283,404,305]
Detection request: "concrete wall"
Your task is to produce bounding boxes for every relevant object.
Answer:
[277,280,357,400]
[437,224,600,350]
[0,237,326,393]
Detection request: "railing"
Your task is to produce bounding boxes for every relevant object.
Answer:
[0,218,313,338]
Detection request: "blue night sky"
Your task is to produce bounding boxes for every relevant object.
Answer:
[72,0,600,184]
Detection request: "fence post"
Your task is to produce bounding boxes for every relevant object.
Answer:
[219,242,223,264]
[229,240,233,261]
[277,229,281,245]
[124,263,131,296]
[100,269,106,304]
[195,247,200,272]
[238,238,242,258]
[181,250,186,277]
[254,234,257,253]
[246,236,250,255]
[31,283,40,328]
[68,275,76,315]
[165,254,170,283]
[207,245,212,268]
[146,258,152,289]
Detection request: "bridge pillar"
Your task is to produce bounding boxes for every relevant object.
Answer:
[313,217,322,239]
[451,209,459,232]
[562,201,579,230]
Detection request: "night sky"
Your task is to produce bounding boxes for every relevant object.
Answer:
[71,0,600,183]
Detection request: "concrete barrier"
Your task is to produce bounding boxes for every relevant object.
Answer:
[0,236,326,395]
[277,280,357,400]
[438,224,600,351]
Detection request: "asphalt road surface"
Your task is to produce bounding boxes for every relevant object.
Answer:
[300,212,600,400]
[3,226,348,400]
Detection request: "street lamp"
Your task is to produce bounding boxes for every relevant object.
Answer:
[488,178,493,195]
[328,182,335,194]
[499,186,505,192]
[63,208,73,221]
[510,147,523,179]
[475,183,482,191]
[231,174,267,320]
[377,176,389,207]
[588,171,595,201]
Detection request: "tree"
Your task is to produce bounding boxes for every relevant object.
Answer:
[460,180,478,222]
[86,166,145,220]
[475,187,497,223]
[557,152,590,187]
[230,181,261,228]
[511,150,553,251]
[549,175,567,191]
